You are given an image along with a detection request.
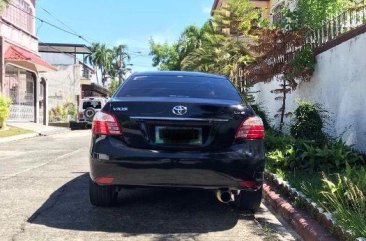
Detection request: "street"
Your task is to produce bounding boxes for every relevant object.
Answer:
[0,131,299,241]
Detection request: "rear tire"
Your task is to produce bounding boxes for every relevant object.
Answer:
[234,188,263,212]
[89,177,118,207]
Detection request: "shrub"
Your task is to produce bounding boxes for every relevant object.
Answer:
[266,137,363,171]
[63,102,77,117]
[265,130,295,151]
[290,100,327,144]
[345,162,366,193]
[0,95,11,129]
[321,175,366,238]
[251,104,271,130]
[49,102,77,123]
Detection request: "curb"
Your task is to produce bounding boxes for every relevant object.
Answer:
[263,181,338,241]
[0,128,71,144]
[0,133,39,144]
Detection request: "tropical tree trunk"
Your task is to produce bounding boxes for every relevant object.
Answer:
[279,78,287,133]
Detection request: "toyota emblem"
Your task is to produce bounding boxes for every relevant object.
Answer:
[172,105,188,116]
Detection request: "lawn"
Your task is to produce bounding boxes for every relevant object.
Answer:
[0,125,33,138]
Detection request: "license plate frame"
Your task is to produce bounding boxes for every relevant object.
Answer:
[155,126,203,145]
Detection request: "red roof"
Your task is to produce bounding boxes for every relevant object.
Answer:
[5,45,57,71]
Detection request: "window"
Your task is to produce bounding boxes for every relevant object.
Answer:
[2,0,34,34]
[82,101,102,110]
[116,75,242,101]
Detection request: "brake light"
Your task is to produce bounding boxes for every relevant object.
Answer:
[95,177,114,184]
[92,111,122,135]
[235,116,265,139]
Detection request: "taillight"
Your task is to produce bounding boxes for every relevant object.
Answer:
[235,116,265,139]
[92,111,122,135]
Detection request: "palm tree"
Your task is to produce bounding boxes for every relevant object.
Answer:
[112,44,131,85]
[88,43,101,84]
[88,43,113,86]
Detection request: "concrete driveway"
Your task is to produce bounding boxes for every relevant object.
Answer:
[0,130,300,241]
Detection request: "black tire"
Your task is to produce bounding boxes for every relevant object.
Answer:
[89,177,118,207]
[84,107,96,121]
[234,188,263,212]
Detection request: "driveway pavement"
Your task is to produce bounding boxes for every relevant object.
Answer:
[0,130,300,241]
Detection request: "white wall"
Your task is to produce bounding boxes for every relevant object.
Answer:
[252,32,366,152]
[40,64,81,109]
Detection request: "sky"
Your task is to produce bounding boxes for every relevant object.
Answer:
[35,0,214,72]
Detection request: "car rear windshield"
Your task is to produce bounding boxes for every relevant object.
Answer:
[82,101,102,109]
[116,75,242,101]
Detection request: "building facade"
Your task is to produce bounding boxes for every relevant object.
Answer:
[0,0,55,124]
[39,44,109,117]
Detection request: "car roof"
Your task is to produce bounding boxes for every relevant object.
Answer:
[131,71,226,79]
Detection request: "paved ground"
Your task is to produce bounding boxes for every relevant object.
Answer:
[9,122,70,136]
[0,130,301,241]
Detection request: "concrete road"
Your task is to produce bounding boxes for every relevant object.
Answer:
[0,131,300,241]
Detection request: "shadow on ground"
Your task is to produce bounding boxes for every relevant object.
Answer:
[28,174,258,235]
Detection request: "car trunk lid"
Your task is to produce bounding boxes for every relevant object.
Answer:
[106,97,252,151]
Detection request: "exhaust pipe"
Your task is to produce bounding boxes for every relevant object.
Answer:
[216,190,234,203]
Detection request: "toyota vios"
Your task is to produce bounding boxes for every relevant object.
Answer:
[89,71,265,211]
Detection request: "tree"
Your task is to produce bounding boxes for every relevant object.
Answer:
[149,24,207,71]
[0,0,10,12]
[88,43,114,86]
[111,44,130,85]
[245,28,315,132]
[150,40,180,70]
[150,0,260,78]
[281,0,349,31]
[108,78,120,95]
[88,43,101,84]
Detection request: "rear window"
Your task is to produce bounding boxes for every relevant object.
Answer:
[82,101,102,109]
[116,75,242,101]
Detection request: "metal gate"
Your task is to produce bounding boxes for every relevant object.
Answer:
[4,66,35,122]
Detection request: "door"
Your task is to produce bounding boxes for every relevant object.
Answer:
[5,66,35,122]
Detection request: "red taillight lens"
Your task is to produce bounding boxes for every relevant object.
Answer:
[235,116,265,140]
[95,177,114,184]
[92,111,122,135]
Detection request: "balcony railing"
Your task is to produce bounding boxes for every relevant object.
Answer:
[307,5,366,48]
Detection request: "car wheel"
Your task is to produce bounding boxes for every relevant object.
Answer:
[234,188,263,212]
[89,177,118,207]
[84,107,96,120]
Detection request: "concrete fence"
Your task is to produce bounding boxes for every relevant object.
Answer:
[251,30,366,152]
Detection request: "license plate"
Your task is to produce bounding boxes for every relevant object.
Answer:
[155,126,202,145]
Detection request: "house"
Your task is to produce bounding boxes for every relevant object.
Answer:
[0,0,55,124]
[39,43,109,122]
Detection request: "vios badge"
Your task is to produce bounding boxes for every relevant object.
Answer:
[172,105,188,116]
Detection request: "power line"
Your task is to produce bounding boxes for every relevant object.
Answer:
[8,2,92,44]
[39,6,79,36]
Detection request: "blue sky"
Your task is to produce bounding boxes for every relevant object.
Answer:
[36,0,214,72]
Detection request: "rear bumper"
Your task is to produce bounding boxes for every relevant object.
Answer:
[89,136,265,190]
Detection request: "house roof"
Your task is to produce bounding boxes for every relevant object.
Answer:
[211,0,220,16]
[39,43,91,54]
[5,45,57,72]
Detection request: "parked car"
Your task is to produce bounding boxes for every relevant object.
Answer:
[70,97,108,129]
[89,71,265,211]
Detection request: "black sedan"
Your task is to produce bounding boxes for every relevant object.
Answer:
[89,71,265,211]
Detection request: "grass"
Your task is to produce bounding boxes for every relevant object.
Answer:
[0,125,33,138]
[266,165,366,239]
